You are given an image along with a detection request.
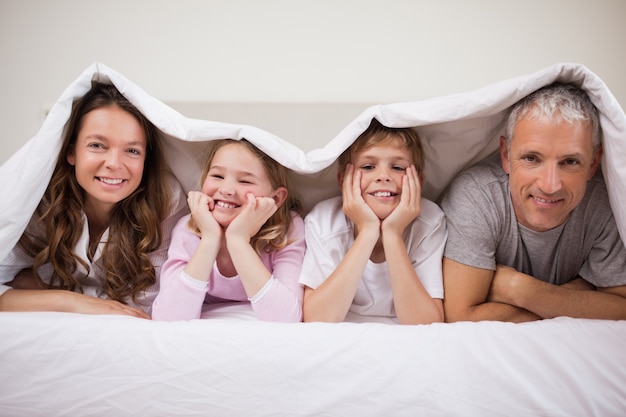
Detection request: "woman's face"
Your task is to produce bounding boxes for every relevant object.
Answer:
[67,105,147,218]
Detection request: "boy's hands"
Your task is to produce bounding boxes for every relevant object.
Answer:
[382,165,422,235]
[342,164,380,236]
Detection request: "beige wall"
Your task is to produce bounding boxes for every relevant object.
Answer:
[1,0,625,163]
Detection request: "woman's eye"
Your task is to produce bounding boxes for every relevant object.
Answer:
[128,148,142,156]
[563,158,580,166]
[88,143,104,149]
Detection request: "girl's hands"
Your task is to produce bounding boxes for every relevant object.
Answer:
[187,191,222,240]
[226,193,278,243]
[342,164,380,236]
[382,165,421,235]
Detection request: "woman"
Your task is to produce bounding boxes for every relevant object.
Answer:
[0,82,186,318]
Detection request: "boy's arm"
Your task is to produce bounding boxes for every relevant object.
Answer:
[302,227,379,322]
[303,165,380,322]
[383,232,443,324]
[382,166,443,324]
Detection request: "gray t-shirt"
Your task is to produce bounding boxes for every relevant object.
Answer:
[441,153,626,287]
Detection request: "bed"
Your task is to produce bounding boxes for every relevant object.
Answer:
[1,62,625,416]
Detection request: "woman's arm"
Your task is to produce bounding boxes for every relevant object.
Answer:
[0,288,150,318]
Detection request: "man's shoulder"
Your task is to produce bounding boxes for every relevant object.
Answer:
[442,153,508,209]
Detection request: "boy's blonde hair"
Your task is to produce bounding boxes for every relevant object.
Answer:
[337,118,425,174]
[190,139,302,254]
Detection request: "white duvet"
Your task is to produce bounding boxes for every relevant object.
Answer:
[1,62,625,417]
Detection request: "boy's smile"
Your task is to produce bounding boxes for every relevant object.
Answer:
[351,138,413,220]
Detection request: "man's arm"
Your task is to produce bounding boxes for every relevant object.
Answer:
[488,265,626,320]
[442,257,541,323]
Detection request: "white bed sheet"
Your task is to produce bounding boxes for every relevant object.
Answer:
[1,310,625,417]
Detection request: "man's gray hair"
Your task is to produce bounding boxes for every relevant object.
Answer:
[503,83,602,153]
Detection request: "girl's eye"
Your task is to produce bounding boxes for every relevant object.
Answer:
[360,164,374,170]
[210,174,224,180]
[392,165,406,171]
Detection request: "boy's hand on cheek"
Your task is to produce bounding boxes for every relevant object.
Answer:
[342,164,380,234]
[382,166,422,235]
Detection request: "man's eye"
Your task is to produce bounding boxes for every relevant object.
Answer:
[521,155,537,163]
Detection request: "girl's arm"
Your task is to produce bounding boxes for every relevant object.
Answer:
[245,216,306,322]
[302,166,380,322]
[225,194,279,297]
[226,194,305,322]
[152,192,222,321]
[382,166,443,324]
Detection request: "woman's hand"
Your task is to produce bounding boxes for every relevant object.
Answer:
[0,289,150,319]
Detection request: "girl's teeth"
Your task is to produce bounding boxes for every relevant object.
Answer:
[216,201,237,209]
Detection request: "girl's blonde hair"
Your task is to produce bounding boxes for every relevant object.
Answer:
[189,139,302,253]
[18,82,172,307]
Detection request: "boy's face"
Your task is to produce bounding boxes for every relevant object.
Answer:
[344,138,415,220]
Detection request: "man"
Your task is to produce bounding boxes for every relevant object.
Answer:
[441,83,626,323]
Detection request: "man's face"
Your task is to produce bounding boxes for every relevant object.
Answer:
[500,115,601,232]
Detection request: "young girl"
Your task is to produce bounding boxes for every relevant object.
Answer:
[152,139,305,322]
[0,82,186,318]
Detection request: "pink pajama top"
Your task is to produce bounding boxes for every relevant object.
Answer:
[152,213,305,322]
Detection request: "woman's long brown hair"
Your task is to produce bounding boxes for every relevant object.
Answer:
[19,82,172,307]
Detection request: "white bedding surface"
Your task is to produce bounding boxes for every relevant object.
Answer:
[1,62,626,416]
[1,310,625,417]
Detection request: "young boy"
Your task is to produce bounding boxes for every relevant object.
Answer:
[299,119,446,324]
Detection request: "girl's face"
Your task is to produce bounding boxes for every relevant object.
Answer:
[201,143,279,227]
[67,106,146,218]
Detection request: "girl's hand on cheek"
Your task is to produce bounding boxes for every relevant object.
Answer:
[188,191,222,239]
[226,193,277,242]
